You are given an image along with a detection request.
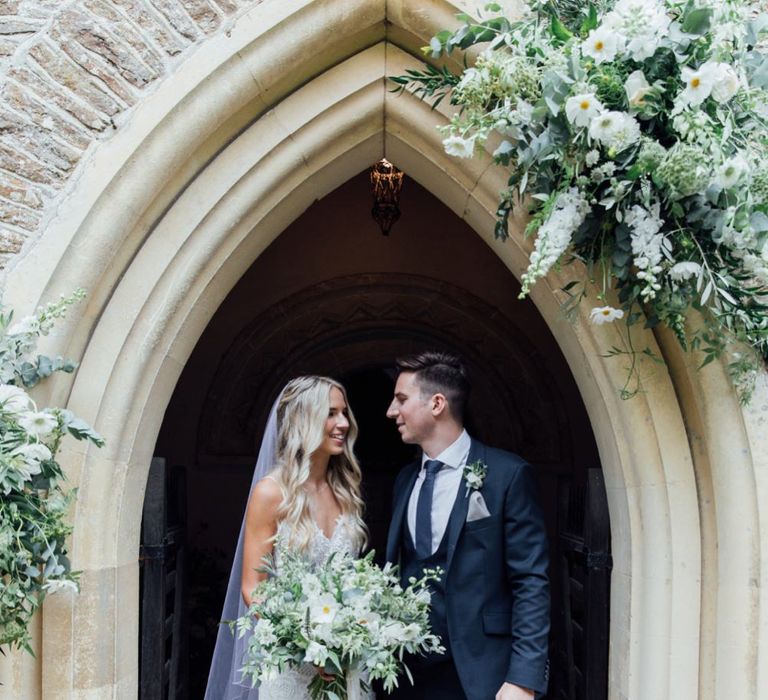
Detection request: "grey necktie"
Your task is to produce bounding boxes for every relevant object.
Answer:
[415,459,443,559]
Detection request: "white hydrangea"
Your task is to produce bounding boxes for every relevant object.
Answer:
[521,188,591,295]
[625,203,671,300]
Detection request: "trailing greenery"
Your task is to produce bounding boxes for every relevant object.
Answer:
[391,0,768,401]
[0,290,104,654]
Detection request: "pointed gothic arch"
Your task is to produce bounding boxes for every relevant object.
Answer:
[1,2,764,698]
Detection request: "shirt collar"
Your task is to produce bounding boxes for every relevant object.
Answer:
[421,429,470,472]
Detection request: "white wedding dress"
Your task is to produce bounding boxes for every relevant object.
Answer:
[258,514,374,700]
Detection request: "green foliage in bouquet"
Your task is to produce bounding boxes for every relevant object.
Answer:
[0,290,104,654]
[391,0,768,401]
[233,548,444,700]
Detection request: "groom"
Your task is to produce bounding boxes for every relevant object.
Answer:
[385,351,550,700]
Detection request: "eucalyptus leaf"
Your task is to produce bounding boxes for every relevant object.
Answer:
[681,8,712,35]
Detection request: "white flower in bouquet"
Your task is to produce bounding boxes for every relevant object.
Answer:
[581,26,621,64]
[42,579,78,595]
[710,63,742,104]
[565,93,604,128]
[443,134,477,159]
[590,306,625,325]
[585,149,601,167]
[17,410,58,437]
[7,316,40,337]
[13,443,52,465]
[624,71,652,110]
[603,0,671,61]
[0,385,33,413]
[669,262,702,282]
[235,548,445,698]
[589,111,640,151]
[310,593,339,624]
[679,64,718,107]
[305,640,331,666]
[253,619,278,646]
[715,155,748,189]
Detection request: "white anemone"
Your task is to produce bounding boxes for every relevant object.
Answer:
[679,64,716,106]
[581,26,621,64]
[590,306,625,325]
[565,93,604,127]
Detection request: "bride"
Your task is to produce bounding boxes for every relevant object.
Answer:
[205,376,371,700]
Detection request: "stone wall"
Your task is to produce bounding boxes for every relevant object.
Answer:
[0,0,255,270]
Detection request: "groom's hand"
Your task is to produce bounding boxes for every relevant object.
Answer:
[496,682,534,700]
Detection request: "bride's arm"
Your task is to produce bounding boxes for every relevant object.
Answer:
[241,477,282,606]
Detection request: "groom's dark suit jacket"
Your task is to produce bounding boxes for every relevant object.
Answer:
[386,438,550,698]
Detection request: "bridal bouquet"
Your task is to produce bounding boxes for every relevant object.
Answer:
[233,549,444,700]
[392,0,768,401]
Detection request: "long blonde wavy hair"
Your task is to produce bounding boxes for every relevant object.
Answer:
[271,376,367,553]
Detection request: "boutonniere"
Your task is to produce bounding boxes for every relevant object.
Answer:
[463,460,487,496]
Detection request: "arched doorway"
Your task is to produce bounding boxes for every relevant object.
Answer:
[150,173,604,696]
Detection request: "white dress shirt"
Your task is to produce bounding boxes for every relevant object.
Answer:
[407,429,471,555]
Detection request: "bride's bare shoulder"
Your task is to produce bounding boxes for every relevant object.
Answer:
[247,474,283,516]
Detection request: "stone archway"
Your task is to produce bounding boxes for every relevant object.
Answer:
[0,2,764,699]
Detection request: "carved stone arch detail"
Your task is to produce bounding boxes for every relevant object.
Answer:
[199,273,570,464]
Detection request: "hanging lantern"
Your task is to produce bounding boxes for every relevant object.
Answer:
[370,158,404,235]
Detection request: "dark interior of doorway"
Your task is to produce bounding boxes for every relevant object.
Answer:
[140,171,611,700]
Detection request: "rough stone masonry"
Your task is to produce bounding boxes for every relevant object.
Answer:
[0,0,252,272]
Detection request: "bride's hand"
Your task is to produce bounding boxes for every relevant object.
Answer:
[314,666,335,682]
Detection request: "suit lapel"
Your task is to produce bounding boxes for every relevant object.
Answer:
[386,460,420,563]
[444,438,484,574]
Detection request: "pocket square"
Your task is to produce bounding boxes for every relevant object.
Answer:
[466,490,491,522]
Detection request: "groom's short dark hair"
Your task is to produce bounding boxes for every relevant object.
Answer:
[395,351,470,421]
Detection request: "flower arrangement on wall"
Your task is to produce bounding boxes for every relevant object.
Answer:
[392,0,768,400]
[0,290,103,653]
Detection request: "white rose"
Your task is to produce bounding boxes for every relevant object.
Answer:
[0,385,34,412]
[624,70,652,109]
[710,63,741,103]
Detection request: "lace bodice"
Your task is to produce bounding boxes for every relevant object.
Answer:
[272,514,357,569]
